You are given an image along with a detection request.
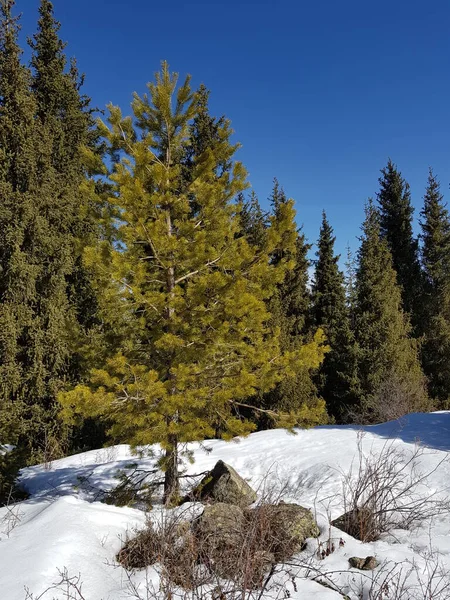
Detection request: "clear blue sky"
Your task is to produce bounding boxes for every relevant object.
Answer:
[20,0,450,261]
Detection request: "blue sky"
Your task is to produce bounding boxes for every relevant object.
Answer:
[20,0,450,262]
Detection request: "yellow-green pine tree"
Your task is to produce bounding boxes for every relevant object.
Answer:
[59,63,327,504]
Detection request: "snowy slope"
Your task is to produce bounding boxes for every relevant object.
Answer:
[1,412,450,599]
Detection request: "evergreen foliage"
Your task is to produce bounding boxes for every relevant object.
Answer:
[182,83,232,187]
[259,181,328,426]
[59,64,328,504]
[354,202,429,422]
[420,170,450,405]
[0,0,72,468]
[377,159,423,328]
[29,0,100,336]
[312,212,360,422]
[28,0,109,451]
[239,190,268,249]
[0,0,442,498]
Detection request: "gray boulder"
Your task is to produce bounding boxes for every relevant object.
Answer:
[193,502,245,578]
[190,460,257,507]
[332,507,377,542]
[245,502,320,561]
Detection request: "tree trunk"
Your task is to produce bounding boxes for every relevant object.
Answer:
[163,191,179,506]
[163,435,179,505]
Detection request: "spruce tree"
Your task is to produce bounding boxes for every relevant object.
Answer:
[377,159,423,328]
[259,180,327,425]
[0,0,39,493]
[354,202,428,422]
[182,84,233,184]
[59,64,327,504]
[420,170,450,405]
[0,0,75,469]
[28,2,111,453]
[312,212,360,422]
[421,169,450,296]
[239,190,268,249]
[30,0,91,175]
[24,0,109,454]
[29,0,100,336]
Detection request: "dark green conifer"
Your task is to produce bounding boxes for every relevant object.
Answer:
[259,181,327,425]
[0,0,73,469]
[28,0,109,451]
[0,1,39,491]
[29,0,100,333]
[420,170,450,405]
[239,190,268,249]
[312,212,360,421]
[183,84,233,178]
[421,169,450,296]
[354,202,428,422]
[377,159,423,328]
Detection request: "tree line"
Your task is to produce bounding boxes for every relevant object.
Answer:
[0,0,448,503]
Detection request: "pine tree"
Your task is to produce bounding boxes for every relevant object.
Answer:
[59,63,328,504]
[377,159,423,328]
[0,0,76,469]
[312,212,360,422]
[258,180,328,425]
[420,169,450,405]
[354,202,428,422]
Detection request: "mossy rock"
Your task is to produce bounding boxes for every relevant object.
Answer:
[193,502,245,578]
[194,502,245,545]
[245,502,320,561]
[188,460,257,507]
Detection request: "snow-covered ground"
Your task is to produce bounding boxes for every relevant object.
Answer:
[2,412,450,599]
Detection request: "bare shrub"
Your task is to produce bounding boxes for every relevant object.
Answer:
[342,549,450,600]
[372,373,431,423]
[118,508,274,592]
[119,513,206,589]
[117,474,319,596]
[347,371,431,425]
[24,567,88,600]
[0,500,23,539]
[334,433,450,542]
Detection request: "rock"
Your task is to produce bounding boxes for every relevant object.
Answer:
[349,556,379,570]
[332,507,377,542]
[193,502,245,578]
[192,502,245,545]
[190,460,257,507]
[194,502,245,541]
[245,502,320,561]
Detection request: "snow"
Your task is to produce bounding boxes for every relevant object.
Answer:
[1,412,450,599]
